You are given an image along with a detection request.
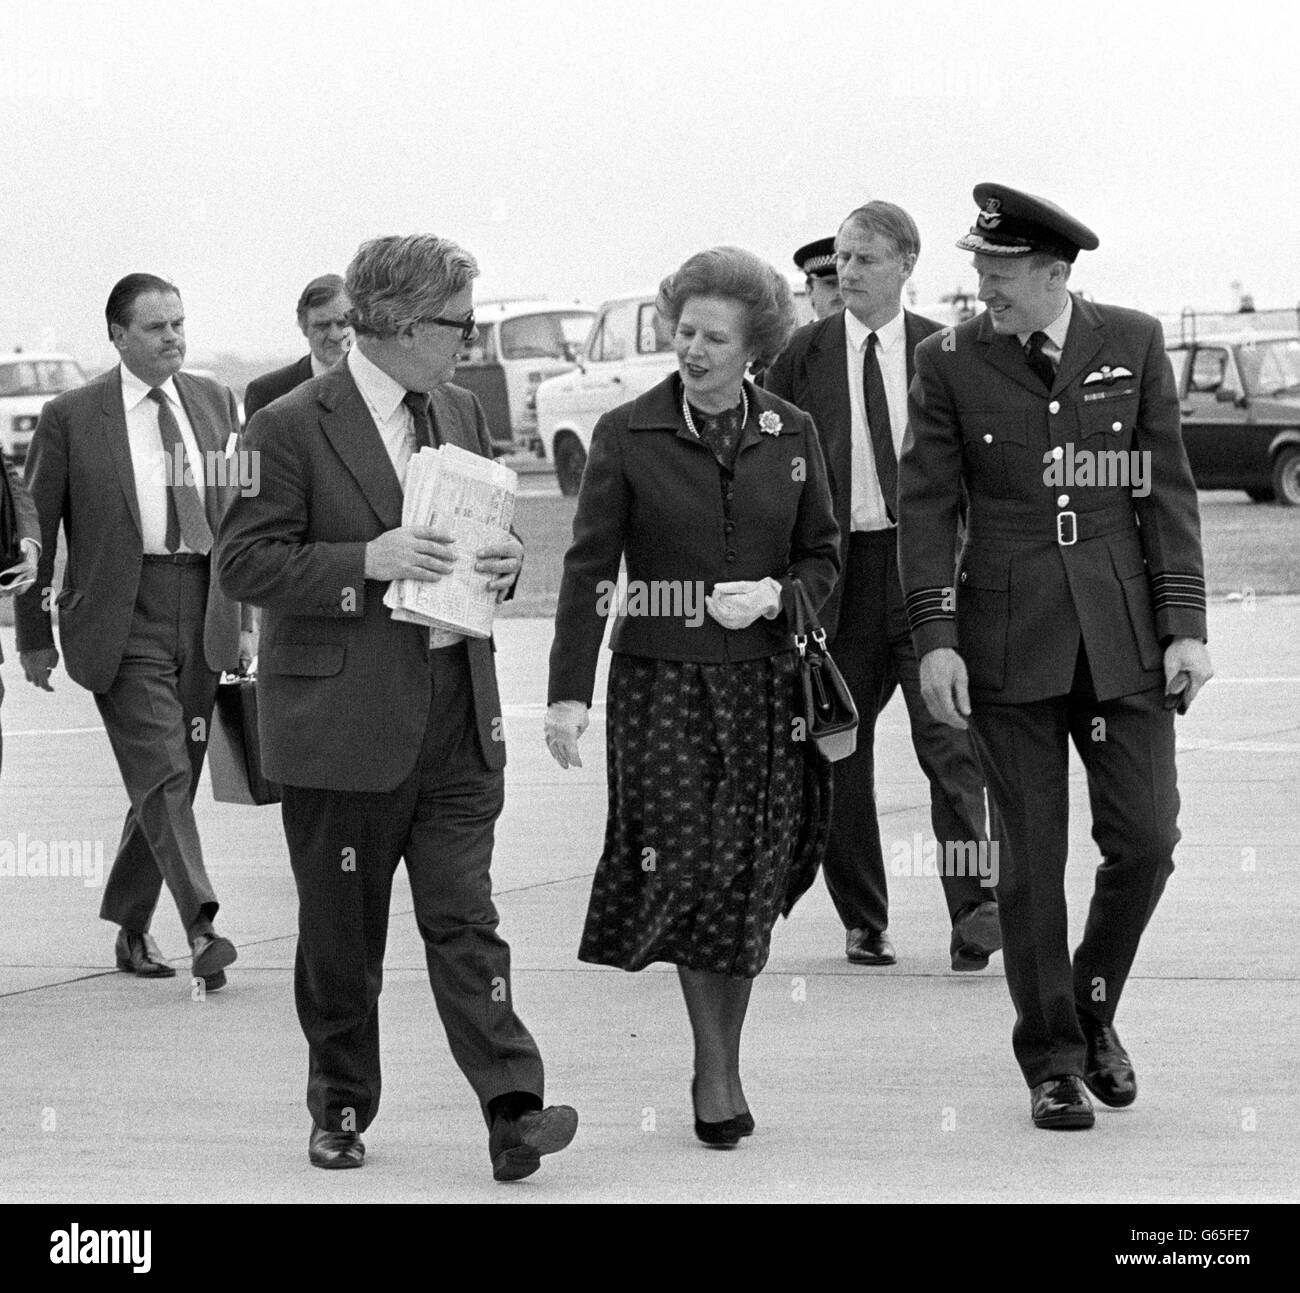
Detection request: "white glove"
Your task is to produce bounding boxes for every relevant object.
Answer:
[705,578,783,631]
[545,700,589,769]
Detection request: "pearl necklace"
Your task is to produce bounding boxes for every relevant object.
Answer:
[681,387,748,439]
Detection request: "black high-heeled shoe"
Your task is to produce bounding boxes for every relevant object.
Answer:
[732,1110,755,1137]
[692,1078,742,1147]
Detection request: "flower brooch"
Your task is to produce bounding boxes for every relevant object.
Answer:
[759,410,782,436]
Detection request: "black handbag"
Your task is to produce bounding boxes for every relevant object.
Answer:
[791,580,859,762]
[208,668,281,805]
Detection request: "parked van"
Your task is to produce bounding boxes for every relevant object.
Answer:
[453,300,596,456]
[0,351,87,464]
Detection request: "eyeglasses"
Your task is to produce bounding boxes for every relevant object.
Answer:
[421,312,477,342]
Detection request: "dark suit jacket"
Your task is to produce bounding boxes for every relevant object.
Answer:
[763,308,943,637]
[216,361,508,793]
[243,354,314,424]
[0,461,40,666]
[14,367,244,693]
[897,294,1207,704]
[548,372,839,707]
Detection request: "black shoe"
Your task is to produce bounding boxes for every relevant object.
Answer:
[191,931,237,984]
[308,1124,365,1169]
[950,900,1002,971]
[488,1105,579,1181]
[1030,1075,1095,1129]
[114,929,176,978]
[846,928,896,965]
[691,1078,742,1147]
[732,1110,755,1137]
[1081,1015,1137,1107]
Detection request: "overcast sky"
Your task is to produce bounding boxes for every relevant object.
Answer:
[3,0,1297,367]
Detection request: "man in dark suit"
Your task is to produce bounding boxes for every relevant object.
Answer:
[218,233,577,1181]
[242,273,353,423]
[765,201,1001,973]
[1,460,41,778]
[898,184,1212,1129]
[16,273,251,988]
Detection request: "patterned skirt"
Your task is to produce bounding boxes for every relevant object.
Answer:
[578,651,831,978]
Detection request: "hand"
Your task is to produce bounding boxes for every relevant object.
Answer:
[545,700,589,769]
[0,541,38,598]
[475,532,524,600]
[919,647,971,729]
[705,578,782,631]
[363,525,456,582]
[20,646,59,692]
[238,629,257,673]
[1163,637,1213,714]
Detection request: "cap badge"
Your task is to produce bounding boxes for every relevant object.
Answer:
[976,197,1003,230]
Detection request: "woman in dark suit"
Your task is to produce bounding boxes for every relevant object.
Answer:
[545,247,839,1146]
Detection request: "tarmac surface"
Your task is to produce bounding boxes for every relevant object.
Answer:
[2,600,1297,1203]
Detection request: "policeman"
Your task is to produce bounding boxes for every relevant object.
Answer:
[897,184,1213,1130]
[793,237,844,320]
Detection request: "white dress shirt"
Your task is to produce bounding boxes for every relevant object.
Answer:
[120,365,206,555]
[310,352,331,378]
[348,345,419,483]
[1017,294,1073,368]
[844,306,909,532]
[347,346,463,648]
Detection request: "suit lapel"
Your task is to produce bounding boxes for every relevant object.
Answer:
[428,386,476,453]
[975,313,1049,397]
[806,313,852,500]
[99,368,143,539]
[319,366,405,530]
[1052,294,1106,395]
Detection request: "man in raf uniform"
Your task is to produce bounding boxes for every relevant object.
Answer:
[897,184,1212,1129]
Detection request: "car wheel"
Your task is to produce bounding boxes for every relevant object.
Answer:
[1271,446,1300,506]
[554,435,587,497]
[1245,488,1275,503]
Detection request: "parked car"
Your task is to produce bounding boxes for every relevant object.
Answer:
[452,299,596,456]
[1164,320,1300,505]
[0,351,86,464]
[537,286,813,495]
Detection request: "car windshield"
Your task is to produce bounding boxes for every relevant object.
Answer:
[0,359,84,396]
[1238,338,1300,397]
[499,312,595,361]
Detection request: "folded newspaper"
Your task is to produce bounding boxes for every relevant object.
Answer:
[383,443,517,641]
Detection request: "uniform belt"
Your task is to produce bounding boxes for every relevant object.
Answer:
[965,499,1137,547]
[141,551,209,565]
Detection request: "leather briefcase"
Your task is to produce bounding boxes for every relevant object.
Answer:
[209,669,281,805]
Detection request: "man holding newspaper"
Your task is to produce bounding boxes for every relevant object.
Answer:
[217,233,577,1182]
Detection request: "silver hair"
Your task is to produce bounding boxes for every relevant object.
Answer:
[344,234,479,338]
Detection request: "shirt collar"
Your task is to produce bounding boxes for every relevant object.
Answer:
[120,364,180,411]
[1017,294,1073,351]
[310,352,331,378]
[844,305,905,353]
[348,345,407,422]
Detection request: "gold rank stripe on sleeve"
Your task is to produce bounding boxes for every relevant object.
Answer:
[905,586,956,633]
[1150,572,1207,613]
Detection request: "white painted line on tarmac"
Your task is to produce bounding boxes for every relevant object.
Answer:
[4,726,106,737]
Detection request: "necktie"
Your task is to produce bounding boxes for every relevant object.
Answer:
[148,388,213,554]
[863,332,897,524]
[403,390,437,452]
[1024,330,1057,391]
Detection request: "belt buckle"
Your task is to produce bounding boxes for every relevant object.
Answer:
[1056,510,1078,546]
